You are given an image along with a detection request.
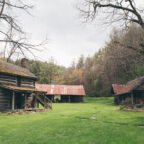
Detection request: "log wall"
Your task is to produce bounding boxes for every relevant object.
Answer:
[0,88,12,111]
[0,73,35,88]
[21,78,35,88]
[0,74,17,86]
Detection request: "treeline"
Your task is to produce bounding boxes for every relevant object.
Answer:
[5,24,144,97]
[28,24,144,97]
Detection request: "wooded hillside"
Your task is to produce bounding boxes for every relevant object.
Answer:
[25,24,144,97]
[2,24,144,97]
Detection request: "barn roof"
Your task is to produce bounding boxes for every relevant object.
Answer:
[0,61,36,79]
[111,84,125,94]
[112,76,144,95]
[35,84,86,96]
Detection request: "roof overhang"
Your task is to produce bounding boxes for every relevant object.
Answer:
[0,72,37,80]
[0,84,45,93]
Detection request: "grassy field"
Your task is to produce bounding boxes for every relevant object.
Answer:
[0,97,144,144]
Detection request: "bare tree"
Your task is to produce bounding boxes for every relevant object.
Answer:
[78,0,144,29]
[0,0,47,62]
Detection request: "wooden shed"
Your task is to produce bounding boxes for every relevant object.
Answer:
[0,59,52,111]
[111,76,144,105]
[36,84,86,103]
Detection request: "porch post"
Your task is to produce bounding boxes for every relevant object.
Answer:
[12,91,15,111]
[131,91,134,105]
[24,94,27,109]
[118,96,120,105]
[36,94,39,108]
[68,95,71,103]
[53,95,54,102]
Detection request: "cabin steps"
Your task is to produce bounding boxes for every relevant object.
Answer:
[36,95,52,110]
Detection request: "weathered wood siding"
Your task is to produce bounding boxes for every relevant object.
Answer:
[0,88,11,111]
[0,73,35,88]
[21,78,35,88]
[0,73,35,111]
[0,74,17,86]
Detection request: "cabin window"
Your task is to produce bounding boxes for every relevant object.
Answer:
[17,77,21,87]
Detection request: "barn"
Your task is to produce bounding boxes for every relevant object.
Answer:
[0,59,52,111]
[36,84,86,103]
[111,76,144,105]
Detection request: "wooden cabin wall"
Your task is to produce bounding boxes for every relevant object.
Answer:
[114,95,119,105]
[0,88,12,111]
[21,78,35,88]
[0,73,35,88]
[118,93,131,105]
[133,90,144,104]
[0,74,17,86]
[15,92,25,109]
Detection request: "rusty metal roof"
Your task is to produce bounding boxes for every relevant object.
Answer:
[36,84,86,96]
[0,61,36,79]
[111,84,125,95]
[112,76,144,95]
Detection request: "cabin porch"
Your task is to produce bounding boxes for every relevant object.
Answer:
[116,90,144,105]
[0,86,52,112]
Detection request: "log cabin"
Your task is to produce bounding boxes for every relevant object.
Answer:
[111,76,144,105]
[36,84,86,103]
[0,59,52,111]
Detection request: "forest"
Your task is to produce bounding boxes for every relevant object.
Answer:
[5,24,142,97]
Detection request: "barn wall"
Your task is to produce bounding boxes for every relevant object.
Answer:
[70,96,83,103]
[46,95,84,103]
[116,93,131,105]
[61,95,69,103]
[117,91,144,105]
[0,88,12,111]
[61,95,83,103]
[133,90,144,104]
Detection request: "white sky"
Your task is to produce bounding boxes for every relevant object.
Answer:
[15,0,144,67]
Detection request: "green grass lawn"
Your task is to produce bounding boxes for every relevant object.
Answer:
[0,97,144,144]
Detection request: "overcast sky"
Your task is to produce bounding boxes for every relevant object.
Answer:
[18,0,143,67]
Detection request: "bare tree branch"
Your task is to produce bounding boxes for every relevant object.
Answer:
[0,0,47,61]
[78,0,144,29]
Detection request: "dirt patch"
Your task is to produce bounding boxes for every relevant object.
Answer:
[91,114,96,120]
[75,114,96,120]
[119,105,144,112]
[137,125,144,128]
[1,109,50,116]
[120,108,144,112]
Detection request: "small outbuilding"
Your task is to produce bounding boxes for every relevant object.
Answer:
[36,84,86,103]
[0,59,52,111]
[111,76,144,105]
